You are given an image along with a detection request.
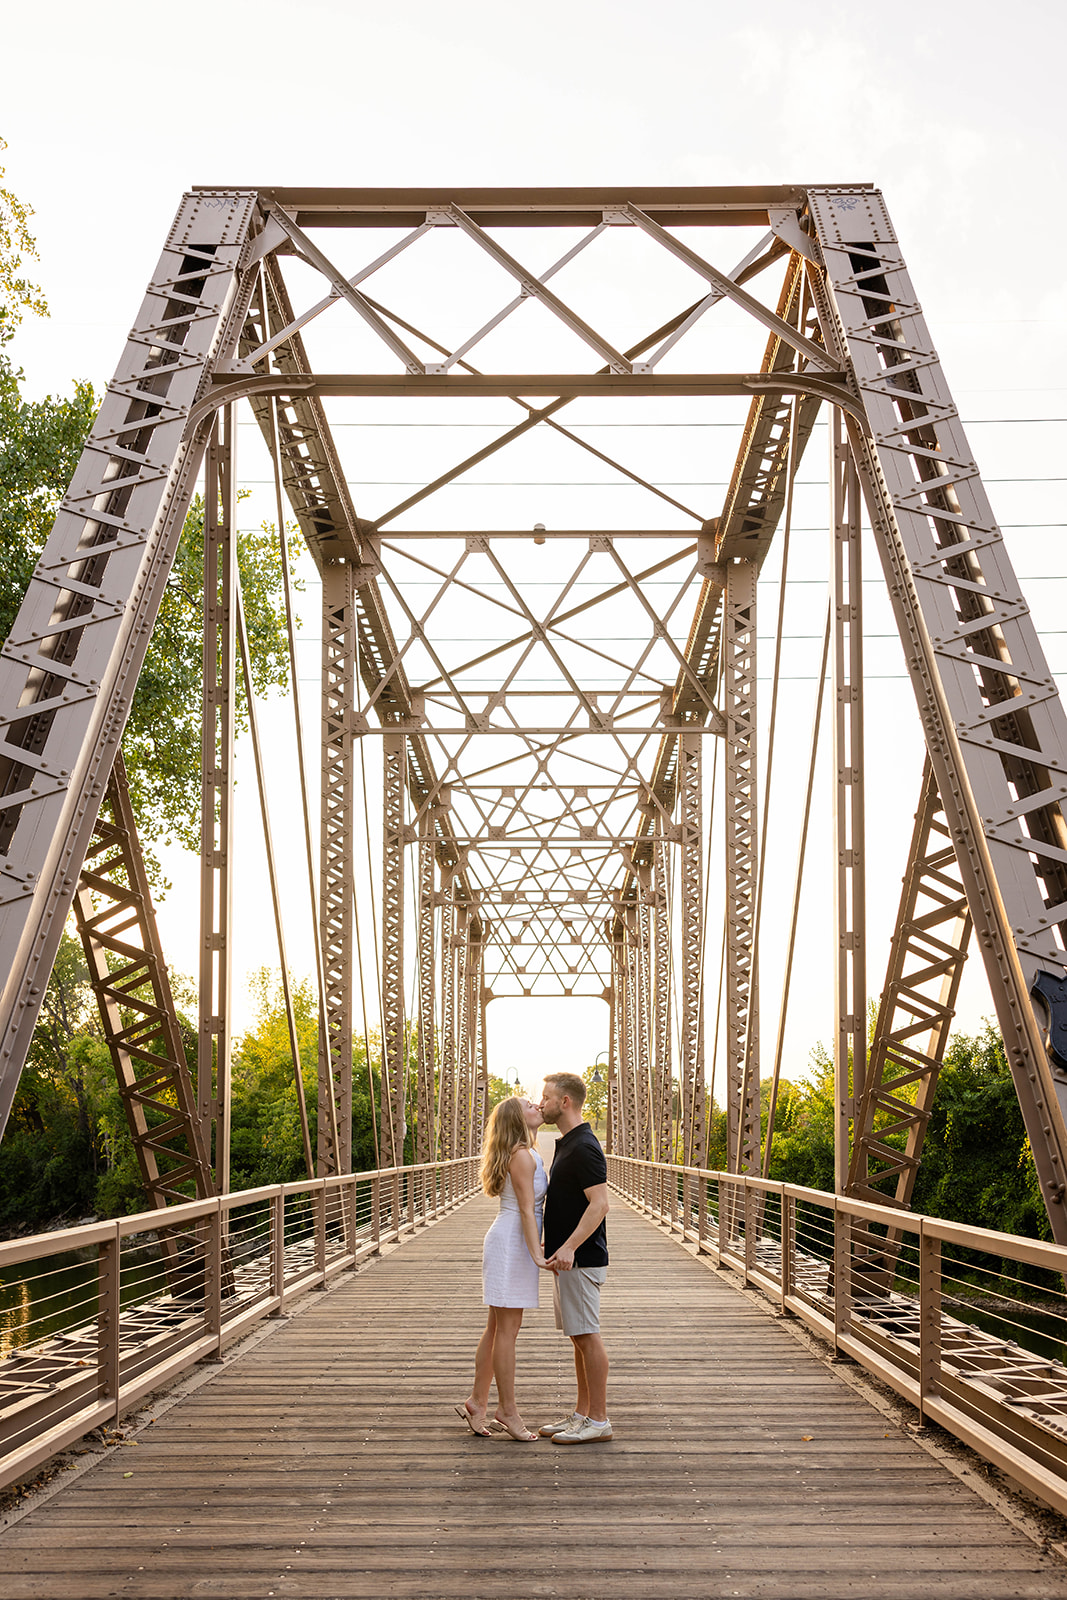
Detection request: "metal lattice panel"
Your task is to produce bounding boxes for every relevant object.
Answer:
[847,760,972,1207]
[75,754,213,1207]
[380,732,406,1167]
[318,560,355,1175]
[723,571,758,1174]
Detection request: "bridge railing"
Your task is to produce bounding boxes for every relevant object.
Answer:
[0,1155,480,1492]
[609,1154,1067,1518]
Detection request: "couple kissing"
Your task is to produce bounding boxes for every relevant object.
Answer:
[455,1072,611,1445]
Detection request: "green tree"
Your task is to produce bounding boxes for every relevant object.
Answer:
[582,1065,608,1130]
[229,970,382,1190]
[911,1023,1047,1241]
[0,933,110,1230]
[122,497,304,867]
[485,1074,518,1111]
[0,135,47,333]
[0,353,97,645]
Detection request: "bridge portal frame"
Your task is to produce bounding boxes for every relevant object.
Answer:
[1,186,1066,1236]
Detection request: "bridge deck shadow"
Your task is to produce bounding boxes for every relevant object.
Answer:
[2,1194,1066,1599]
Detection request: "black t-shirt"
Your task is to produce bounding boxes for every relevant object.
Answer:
[543,1123,609,1267]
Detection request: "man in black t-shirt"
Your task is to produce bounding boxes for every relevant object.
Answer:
[538,1072,612,1445]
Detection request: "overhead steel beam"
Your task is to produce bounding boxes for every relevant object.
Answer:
[203,370,852,409]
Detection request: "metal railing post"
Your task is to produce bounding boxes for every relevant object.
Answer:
[98,1225,121,1423]
[314,1181,327,1285]
[833,1201,849,1357]
[270,1188,286,1314]
[920,1223,942,1425]
[372,1175,381,1252]
[780,1189,793,1313]
[202,1200,223,1361]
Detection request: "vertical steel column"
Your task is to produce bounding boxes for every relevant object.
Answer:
[380,732,406,1168]
[623,910,639,1158]
[198,409,236,1192]
[319,561,354,1175]
[832,415,867,1193]
[723,564,759,1175]
[472,932,488,1150]
[415,815,437,1164]
[608,923,626,1155]
[636,896,653,1159]
[679,730,707,1168]
[454,906,471,1156]
[653,836,674,1161]
[438,876,457,1160]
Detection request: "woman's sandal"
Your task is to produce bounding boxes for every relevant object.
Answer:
[490,1414,538,1441]
[454,1402,492,1438]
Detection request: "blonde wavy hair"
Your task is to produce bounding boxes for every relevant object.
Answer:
[479,1096,533,1197]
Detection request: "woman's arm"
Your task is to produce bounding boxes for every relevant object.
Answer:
[509,1148,547,1267]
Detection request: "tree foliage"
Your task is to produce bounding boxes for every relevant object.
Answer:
[122,498,304,865]
[0,954,388,1234]
[0,135,48,334]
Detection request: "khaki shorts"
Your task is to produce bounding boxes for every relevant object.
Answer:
[553,1265,607,1337]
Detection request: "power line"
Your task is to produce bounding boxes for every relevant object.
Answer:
[238,417,1067,428]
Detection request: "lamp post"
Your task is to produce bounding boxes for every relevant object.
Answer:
[590,1052,608,1137]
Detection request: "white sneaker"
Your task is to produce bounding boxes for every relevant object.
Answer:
[551,1417,612,1445]
[538,1411,584,1438]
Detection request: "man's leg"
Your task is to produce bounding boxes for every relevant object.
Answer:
[571,1336,590,1418]
[572,1332,609,1422]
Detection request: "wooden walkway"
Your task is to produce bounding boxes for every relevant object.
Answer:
[2,1192,1067,1599]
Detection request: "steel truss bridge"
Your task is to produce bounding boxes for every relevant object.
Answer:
[6,187,1067,1525]
[4,181,1067,1568]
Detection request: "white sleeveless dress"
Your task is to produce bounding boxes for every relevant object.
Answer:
[482,1150,548,1309]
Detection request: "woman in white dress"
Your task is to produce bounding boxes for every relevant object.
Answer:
[456,1096,548,1442]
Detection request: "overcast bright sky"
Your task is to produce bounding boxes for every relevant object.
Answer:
[3,0,1066,1088]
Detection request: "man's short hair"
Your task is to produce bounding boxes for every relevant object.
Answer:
[544,1071,587,1108]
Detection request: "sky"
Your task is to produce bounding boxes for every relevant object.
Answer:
[3,0,1066,1091]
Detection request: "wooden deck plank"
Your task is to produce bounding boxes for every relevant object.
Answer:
[2,1193,1067,1599]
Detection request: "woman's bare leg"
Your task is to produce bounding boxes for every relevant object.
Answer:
[490,1307,527,1429]
[464,1308,497,1427]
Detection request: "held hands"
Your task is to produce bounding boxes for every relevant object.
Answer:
[544,1247,575,1273]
